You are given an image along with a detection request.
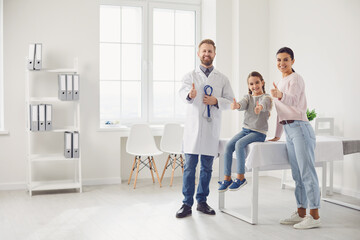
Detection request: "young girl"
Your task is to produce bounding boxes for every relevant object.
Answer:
[218,71,272,192]
[269,47,321,229]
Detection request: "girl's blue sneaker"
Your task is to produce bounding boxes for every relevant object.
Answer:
[218,179,233,192]
[229,178,247,191]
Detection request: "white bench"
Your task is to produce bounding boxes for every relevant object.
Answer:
[217,136,345,224]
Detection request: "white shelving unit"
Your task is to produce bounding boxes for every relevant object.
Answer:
[25,58,82,196]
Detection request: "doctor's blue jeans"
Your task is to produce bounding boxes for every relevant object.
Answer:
[224,128,266,176]
[284,120,320,209]
[182,154,214,207]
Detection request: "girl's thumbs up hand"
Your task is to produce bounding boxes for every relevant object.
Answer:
[231,98,240,110]
[254,101,263,114]
[271,82,283,99]
[189,83,197,99]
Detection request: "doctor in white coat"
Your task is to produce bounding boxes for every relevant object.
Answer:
[176,39,234,218]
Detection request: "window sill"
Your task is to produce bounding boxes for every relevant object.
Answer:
[97,124,166,137]
[0,130,9,135]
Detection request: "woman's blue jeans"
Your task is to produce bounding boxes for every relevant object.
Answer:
[284,120,320,209]
[224,128,266,176]
[182,154,214,207]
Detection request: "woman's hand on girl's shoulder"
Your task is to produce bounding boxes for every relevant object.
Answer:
[268,137,280,142]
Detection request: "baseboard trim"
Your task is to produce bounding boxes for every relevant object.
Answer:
[0,178,123,191]
[82,177,122,186]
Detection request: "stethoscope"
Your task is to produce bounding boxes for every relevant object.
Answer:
[203,85,213,122]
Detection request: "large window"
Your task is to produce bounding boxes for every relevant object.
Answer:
[99,1,199,128]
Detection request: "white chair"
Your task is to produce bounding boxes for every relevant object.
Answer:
[315,117,335,194]
[127,124,163,189]
[160,123,184,186]
[315,117,334,135]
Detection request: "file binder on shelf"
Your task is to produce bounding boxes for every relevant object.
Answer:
[73,74,80,100]
[64,131,73,158]
[58,74,67,100]
[28,44,36,70]
[72,131,79,158]
[38,104,46,131]
[66,74,73,100]
[29,104,39,131]
[45,104,52,131]
[34,43,42,70]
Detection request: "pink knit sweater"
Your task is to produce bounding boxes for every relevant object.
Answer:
[274,72,309,138]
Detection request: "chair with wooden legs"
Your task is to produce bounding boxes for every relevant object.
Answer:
[160,123,184,186]
[127,124,163,189]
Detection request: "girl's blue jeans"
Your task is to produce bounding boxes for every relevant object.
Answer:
[224,128,266,176]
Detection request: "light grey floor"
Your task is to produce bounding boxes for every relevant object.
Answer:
[1,176,359,240]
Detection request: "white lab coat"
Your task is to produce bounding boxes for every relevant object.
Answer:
[179,66,234,157]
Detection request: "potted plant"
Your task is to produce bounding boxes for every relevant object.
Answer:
[307,108,317,121]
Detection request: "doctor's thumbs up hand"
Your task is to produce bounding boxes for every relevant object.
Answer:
[254,101,263,114]
[189,83,197,99]
[231,98,240,110]
[271,82,283,99]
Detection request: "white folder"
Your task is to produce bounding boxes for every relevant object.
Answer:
[45,104,52,131]
[28,44,35,70]
[29,104,39,131]
[66,74,73,100]
[73,74,80,100]
[72,131,79,158]
[58,74,66,100]
[38,104,46,131]
[34,43,42,70]
[64,132,73,158]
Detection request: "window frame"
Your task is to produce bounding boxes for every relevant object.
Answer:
[148,2,200,124]
[99,0,200,128]
[100,0,148,127]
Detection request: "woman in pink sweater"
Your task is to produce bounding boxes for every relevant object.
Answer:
[270,47,321,230]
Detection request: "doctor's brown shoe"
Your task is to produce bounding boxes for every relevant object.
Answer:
[176,204,192,218]
[196,202,216,215]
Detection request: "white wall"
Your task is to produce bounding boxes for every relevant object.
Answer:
[232,0,270,134]
[201,0,216,40]
[214,0,270,137]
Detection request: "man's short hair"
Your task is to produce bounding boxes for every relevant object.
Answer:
[198,39,216,51]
